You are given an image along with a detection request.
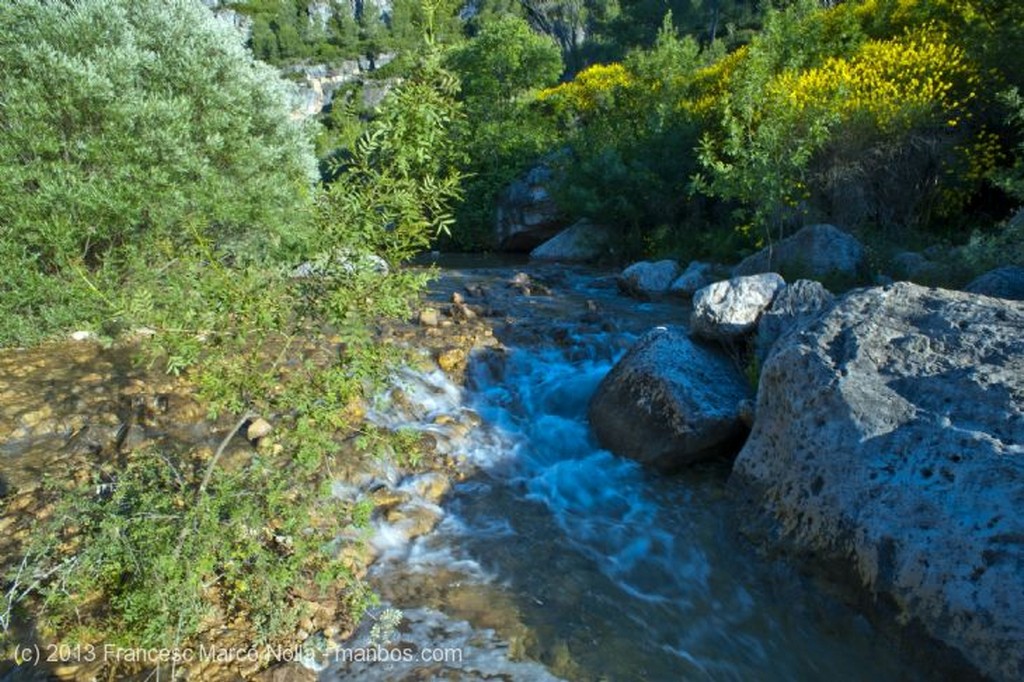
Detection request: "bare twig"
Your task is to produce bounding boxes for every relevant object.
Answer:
[172,412,254,555]
[1,555,29,633]
[197,411,254,499]
[1,555,79,634]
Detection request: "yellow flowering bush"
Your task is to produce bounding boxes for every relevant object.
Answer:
[773,28,976,133]
[538,63,635,121]
[855,0,982,36]
[775,26,994,225]
[696,0,1000,232]
[683,46,748,119]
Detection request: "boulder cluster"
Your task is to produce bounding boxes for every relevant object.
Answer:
[584,224,1024,682]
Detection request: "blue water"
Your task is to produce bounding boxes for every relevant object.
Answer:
[327,266,920,681]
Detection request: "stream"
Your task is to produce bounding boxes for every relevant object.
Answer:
[323,260,921,681]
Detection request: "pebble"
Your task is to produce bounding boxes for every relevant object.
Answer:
[418,308,440,327]
[246,417,273,441]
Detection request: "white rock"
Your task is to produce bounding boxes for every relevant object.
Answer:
[690,273,786,341]
[617,260,681,299]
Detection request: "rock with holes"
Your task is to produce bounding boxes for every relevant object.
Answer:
[589,326,752,471]
[731,282,1024,682]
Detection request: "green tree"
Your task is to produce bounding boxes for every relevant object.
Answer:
[251,15,280,60]
[447,15,563,104]
[443,16,564,248]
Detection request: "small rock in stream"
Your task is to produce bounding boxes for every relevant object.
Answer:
[418,308,440,327]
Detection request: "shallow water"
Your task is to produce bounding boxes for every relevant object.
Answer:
[323,264,921,681]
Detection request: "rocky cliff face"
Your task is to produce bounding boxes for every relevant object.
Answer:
[731,283,1024,681]
[200,2,396,120]
[201,0,253,39]
[285,55,396,118]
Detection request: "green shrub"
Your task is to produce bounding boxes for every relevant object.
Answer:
[1,1,462,661]
[960,212,1024,272]
[316,52,465,269]
[993,88,1024,206]
[0,0,317,344]
[537,15,705,257]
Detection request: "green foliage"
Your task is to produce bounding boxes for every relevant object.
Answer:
[444,17,564,248]
[694,0,1001,239]
[496,0,1023,261]
[537,15,705,256]
[447,16,563,104]
[0,0,317,345]
[445,105,560,250]
[1,0,465,661]
[694,0,861,233]
[356,425,424,468]
[994,88,1024,205]
[236,0,466,65]
[34,446,359,648]
[237,0,364,63]
[599,0,763,53]
[317,54,465,268]
[420,0,1024,262]
[960,212,1024,272]
[390,0,465,47]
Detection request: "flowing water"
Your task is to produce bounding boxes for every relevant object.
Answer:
[323,262,921,681]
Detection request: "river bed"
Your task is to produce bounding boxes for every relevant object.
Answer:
[322,261,922,681]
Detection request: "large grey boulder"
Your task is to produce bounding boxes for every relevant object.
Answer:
[530,219,611,262]
[731,282,1024,682]
[733,224,865,280]
[669,261,717,297]
[754,279,834,364]
[496,165,568,252]
[617,260,681,299]
[589,327,752,471]
[690,273,786,342]
[965,266,1024,301]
